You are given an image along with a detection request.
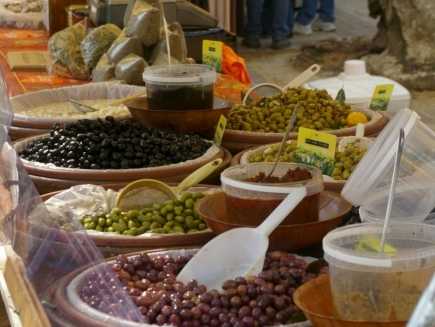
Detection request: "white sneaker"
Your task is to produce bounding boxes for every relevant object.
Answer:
[317,21,336,32]
[293,22,313,35]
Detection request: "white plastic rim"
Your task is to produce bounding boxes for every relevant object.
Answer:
[323,223,435,270]
[220,163,324,195]
[342,108,418,206]
[143,64,217,86]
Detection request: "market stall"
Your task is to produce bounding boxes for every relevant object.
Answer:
[1,0,435,326]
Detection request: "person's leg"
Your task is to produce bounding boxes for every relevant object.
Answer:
[294,0,317,34]
[271,0,291,49]
[318,0,335,22]
[262,1,273,37]
[295,0,317,25]
[287,2,294,37]
[317,0,336,31]
[244,0,265,48]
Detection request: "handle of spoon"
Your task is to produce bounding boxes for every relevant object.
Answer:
[265,108,298,180]
[69,99,98,113]
[256,187,307,237]
[380,128,405,251]
[242,83,282,106]
[283,64,321,90]
[109,93,147,106]
[173,159,223,195]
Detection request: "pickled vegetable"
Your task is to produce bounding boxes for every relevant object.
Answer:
[331,142,367,180]
[249,140,367,181]
[80,192,207,235]
[228,88,353,133]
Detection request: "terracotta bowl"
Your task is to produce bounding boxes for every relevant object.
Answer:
[127,97,231,137]
[27,148,232,194]
[14,134,225,182]
[294,274,406,327]
[40,185,217,256]
[8,125,48,141]
[195,191,352,251]
[222,109,388,153]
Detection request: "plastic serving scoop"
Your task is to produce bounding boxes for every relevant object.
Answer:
[116,158,222,210]
[177,187,307,290]
[242,64,321,105]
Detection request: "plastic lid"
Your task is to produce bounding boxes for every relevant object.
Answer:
[342,109,418,206]
[323,223,435,270]
[220,162,324,196]
[305,60,410,104]
[143,64,217,86]
[343,60,367,76]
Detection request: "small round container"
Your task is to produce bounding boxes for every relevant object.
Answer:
[323,223,435,322]
[220,163,324,226]
[142,64,217,111]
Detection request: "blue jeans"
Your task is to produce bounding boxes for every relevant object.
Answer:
[246,0,290,41]
[296,0,335,25]
[263,1,294,34]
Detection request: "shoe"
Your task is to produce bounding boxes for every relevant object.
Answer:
[271,38,291,50]
[317,21,336,32]
[242,37,261,49]
[293,22,313,35]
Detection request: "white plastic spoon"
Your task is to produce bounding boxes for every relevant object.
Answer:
[177,187,307,291]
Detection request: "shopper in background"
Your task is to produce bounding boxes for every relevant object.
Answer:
[244,0,291,50]
[294,0,336,35]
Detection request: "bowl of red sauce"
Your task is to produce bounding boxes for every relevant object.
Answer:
[220,163,324,226]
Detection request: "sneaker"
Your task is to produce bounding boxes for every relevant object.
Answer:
[271,38,291,50]
[293,22,313,35]
[242,36,261,49]
[317,21,336,32]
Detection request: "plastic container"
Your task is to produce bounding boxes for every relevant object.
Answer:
[143,64,217,111]
[220,163,324,226]
[342,108,435,223]
[305,60,410,115]
[323,223,435,322]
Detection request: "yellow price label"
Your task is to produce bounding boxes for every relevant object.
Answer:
[202,40,223,72]
[297,127,337,159]
[369,84,394,111]
[214,115,227,146]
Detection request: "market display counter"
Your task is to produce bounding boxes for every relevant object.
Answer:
[0,27,86,97]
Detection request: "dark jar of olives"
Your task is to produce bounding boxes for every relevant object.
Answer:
[143,64,216,111]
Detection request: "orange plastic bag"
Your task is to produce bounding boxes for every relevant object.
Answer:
[222,44,251,85]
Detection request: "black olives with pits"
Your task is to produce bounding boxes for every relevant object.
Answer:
[20,117,211,169]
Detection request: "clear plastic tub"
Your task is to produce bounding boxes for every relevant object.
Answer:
[342,108,435,223]
[323,223,435,322]
[220,163,324,226]
[142,64,217,111]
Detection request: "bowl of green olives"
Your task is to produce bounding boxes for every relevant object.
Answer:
[41,185,217,253]
[234,138,371,192]
[223,88,387,152]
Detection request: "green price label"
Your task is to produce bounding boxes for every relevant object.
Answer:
[214,115,227,146]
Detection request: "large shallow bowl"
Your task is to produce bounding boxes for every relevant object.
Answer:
[14,134,224,182]
[223,109,387,153]
[26,147,232,194]
[126,96,231,137]
[40,185,217,257]
[8,125,48,141]
[48,248,313,327]
[11,82,144,129]
[196,191,352,251]
[231,148,345,193]
[294,274,406,327]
